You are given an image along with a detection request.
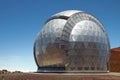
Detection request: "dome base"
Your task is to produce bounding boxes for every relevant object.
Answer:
[37,67,65,72]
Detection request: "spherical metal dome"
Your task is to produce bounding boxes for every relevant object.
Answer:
[34,10,110,72]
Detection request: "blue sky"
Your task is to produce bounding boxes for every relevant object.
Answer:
[0,0,120,72]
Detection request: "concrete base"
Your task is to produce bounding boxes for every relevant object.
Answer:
[0,72,120,80]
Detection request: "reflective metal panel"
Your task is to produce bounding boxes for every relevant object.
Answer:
[35,19,67,67]
[53,10,82,17]
[34,10,110,72]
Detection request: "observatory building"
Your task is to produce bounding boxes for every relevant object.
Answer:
[34,10,110,72]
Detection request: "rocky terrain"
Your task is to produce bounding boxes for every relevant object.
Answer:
[110,47,120,72]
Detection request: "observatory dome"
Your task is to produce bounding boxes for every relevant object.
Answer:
[34,10,110,72]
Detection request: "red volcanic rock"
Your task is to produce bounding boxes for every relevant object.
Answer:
[0,73,120,80]
[110,47,120,72]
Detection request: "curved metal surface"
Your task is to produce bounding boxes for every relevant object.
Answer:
[34,10,110,72]
[52,10,82,17]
